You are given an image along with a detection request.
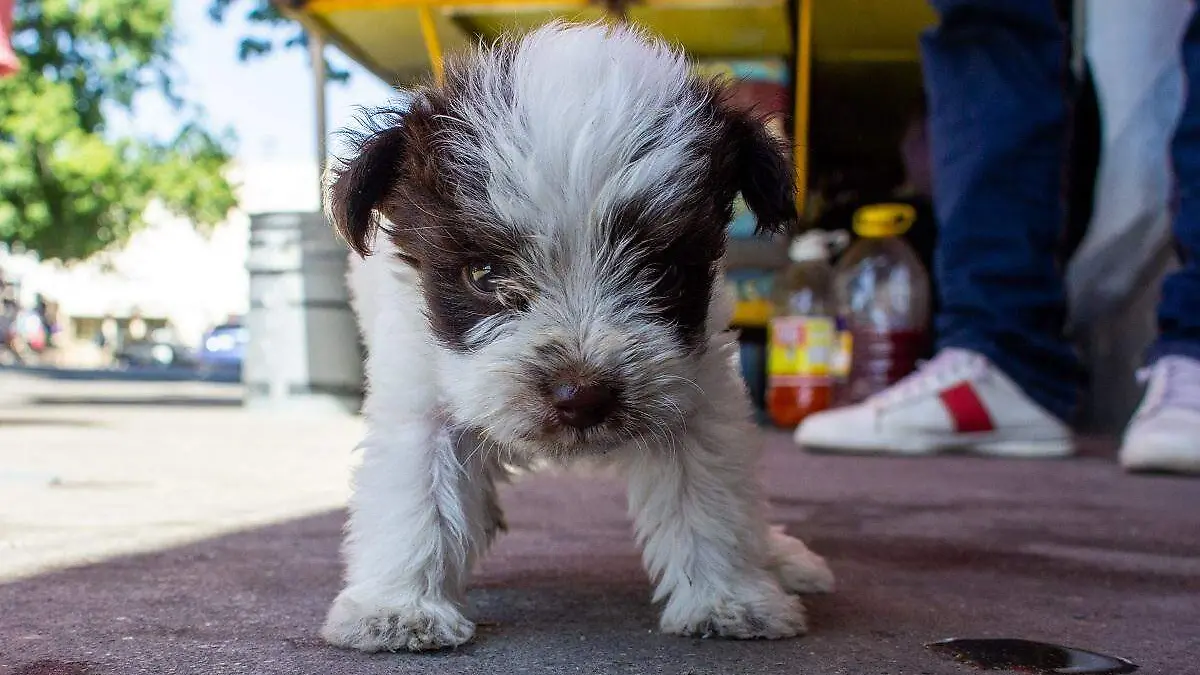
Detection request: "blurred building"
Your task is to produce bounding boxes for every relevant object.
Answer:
[0,161,319,366]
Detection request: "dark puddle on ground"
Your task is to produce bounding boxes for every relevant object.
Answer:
[927,638,1138,674]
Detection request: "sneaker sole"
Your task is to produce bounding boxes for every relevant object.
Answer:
[1120,449,1200,475]
[799,432,1075,459]
[970,438,1076,459]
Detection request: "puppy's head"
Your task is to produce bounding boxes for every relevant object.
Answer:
[328,22,795,457]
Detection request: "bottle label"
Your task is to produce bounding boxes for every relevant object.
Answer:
[767,316,834,386]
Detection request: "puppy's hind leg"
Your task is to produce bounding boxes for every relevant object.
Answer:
[321,421,498,653]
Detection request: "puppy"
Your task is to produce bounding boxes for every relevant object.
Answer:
[321,21,834,653]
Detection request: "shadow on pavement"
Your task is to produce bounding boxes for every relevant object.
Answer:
[30,396,240,408]
[0,365,240,384]
[0,417,103,428]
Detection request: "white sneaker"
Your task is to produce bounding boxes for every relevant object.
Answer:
[795,348,1075,457]
[1120,355,1200,475]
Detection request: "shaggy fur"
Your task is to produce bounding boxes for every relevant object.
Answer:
[321,22,834,653]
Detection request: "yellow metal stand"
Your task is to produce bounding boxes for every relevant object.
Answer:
[792,0,811,213]
[417,5,446,84]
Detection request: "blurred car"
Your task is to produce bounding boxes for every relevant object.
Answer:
[198,321,247,378]
[115,328,198,369]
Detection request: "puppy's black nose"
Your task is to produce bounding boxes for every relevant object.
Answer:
[550,381,617,429]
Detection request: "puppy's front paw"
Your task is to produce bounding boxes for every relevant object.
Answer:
[661,578,807,640]
[321,590,475,653]
[769,526,835,595]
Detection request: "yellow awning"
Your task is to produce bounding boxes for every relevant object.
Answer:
[288,0,934,85]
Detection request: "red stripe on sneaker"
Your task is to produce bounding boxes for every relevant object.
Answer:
[939,383,995,433]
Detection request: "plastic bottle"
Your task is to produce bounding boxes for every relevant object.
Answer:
[766,230,849,428]
[834,203,932,404]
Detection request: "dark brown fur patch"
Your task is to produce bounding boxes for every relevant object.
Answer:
[604,190,726,348]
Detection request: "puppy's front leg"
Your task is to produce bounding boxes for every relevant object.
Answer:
[322,419,490,652]
[627,417,807,639]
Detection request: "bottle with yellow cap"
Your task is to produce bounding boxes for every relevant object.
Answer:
[833,203,932,404]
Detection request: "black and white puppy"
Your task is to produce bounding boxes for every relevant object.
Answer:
[321,21,833,653]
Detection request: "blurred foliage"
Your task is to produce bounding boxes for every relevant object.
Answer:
[207,0,350,83]
[0,0,238,261]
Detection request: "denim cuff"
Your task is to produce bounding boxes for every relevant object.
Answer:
[1146,339,1200,366]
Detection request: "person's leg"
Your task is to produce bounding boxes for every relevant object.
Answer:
[924,0,1080,422]
[1123,2,1200,475]
[796,0,1076,456]
[1154,5,1200,363]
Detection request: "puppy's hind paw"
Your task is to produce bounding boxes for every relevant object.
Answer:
[321,591,475,653]
[769,525,835,595]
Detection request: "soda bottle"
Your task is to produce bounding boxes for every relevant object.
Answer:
[766,230,849,427]
[834,203,931,404]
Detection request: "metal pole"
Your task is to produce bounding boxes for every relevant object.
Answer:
[417,5,446,86]
[792,0,812,215]
[310,29,328,206]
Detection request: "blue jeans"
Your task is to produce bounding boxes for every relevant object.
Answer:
[922,0,1200,422]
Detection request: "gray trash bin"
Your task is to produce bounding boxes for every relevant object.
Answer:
[244,211,363,414]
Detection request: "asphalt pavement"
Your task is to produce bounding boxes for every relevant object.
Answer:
[1,371,1197,674]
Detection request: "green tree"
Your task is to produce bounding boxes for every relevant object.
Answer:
[0,0,237,261]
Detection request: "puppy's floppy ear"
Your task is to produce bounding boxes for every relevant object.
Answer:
[724,110,798,237]
[326,112,408,258]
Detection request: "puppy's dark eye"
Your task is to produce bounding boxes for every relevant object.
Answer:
[649,262,684,296]
[464,262,506,295]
